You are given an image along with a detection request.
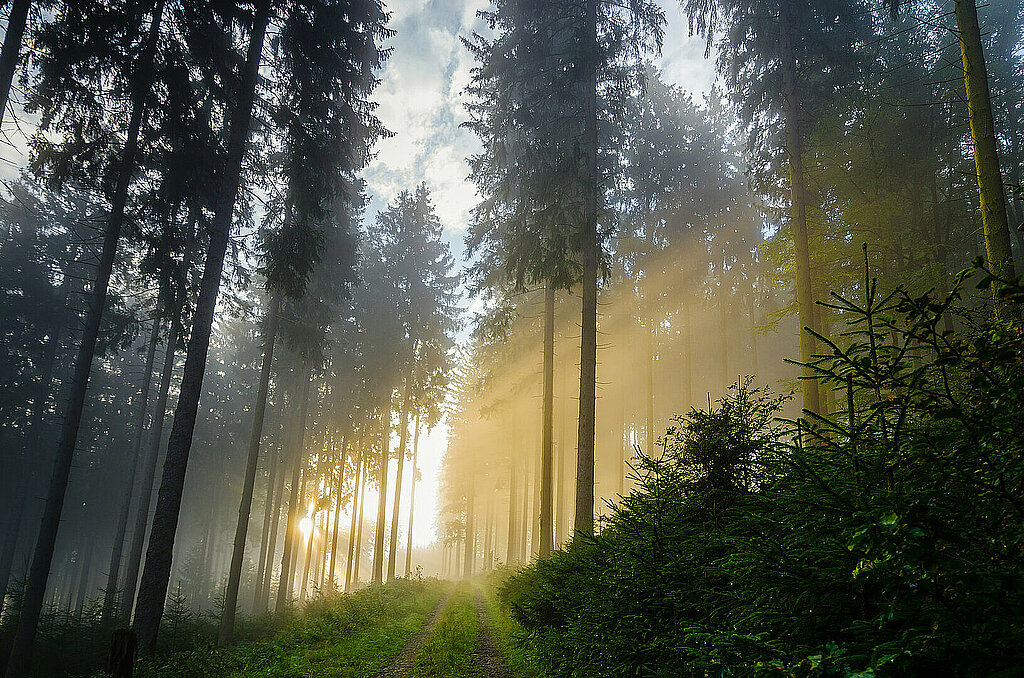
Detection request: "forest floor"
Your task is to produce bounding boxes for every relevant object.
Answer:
[130,578,531,678]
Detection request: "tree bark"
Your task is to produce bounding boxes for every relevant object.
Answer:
[778,0,821,417]
[645,318,654,455]
[462,491,474,578]
[539,284,554,557]
[506,459,517,563]
[252,443,278,610]
[327,434,347,589]
[102,314,160,624]
[0,0,31,129]
[133,1,269,652]
[344,436,365,592]
[371,396,393,583]
[387,373,415,581]
[275,372,312,614]
[6,4,166,673]
[404,413,420,577]
[351,441,368,588]
[954,0,1016,315]
[574,0,599,539]
[219,299,280,644]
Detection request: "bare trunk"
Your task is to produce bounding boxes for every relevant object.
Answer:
[275,373,312,613]
[404,414,421,577]
[0,0,31,129]
[252,442,279,610]
[219,299,280,643]
[778,0,821,417]
[387,376,414,581]
[102,314,160,623]
[371,396,392,583]
[462,492,474,578]
[506,460,517,563]
[954,0,1015,315]
[7,4,166,672]
[574,0,599,539]
[539,285,555,556]
[345,437,365,592]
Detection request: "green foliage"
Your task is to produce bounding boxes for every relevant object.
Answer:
[139,579,446,678]
[501,265,1024,677]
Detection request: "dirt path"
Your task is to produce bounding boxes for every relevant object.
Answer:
[366,591,451,678]
[471,590,510,678]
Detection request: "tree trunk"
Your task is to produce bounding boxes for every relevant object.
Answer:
[404,413,420,577]
[387,375,414,581]
[119,316,177,623]
[102,314,160,624]
[74,545,93,616]
[519,455,529,559]
[275,372,312,614]
[6,4,166,673]
[345,437,365,592]
[462,492,474,579]
[954,0,1016,314]
[539,284,555,557]
[133,3,271,651]
[327,435,347,589]
[372,398,393,584]
[255,441,286,613]
[351,444,368,587]
[574,0,599,539]
[506,459,517,563]
[645,317,655,455]
[252,443,278,611]
[219,299,279,644]
[0,303,64,619]
[0,0,31,129]
[778,0,821,417]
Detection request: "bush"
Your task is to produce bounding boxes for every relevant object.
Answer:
[503,261,1024,677]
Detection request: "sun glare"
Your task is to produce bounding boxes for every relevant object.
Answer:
[299,516,313,536]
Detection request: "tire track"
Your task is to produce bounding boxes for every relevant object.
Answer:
[366,591,451,678]
[471,590,509,678]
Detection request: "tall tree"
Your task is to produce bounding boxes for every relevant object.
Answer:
[4,1,167,673]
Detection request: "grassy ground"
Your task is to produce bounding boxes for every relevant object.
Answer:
[138,579,447,678]
[480,570,545,678]
[408,583,477,678]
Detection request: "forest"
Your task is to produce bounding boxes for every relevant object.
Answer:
[0,0,1022,676]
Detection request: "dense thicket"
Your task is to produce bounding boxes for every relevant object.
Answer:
[502,265,1024,676]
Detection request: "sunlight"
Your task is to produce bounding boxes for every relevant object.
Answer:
[298,516,313,536]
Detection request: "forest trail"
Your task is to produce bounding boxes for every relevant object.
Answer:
[368,584,511,678]
[368,590,451,678]
[471,590,509,678]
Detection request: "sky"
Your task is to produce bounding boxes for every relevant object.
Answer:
[362,0,719,547]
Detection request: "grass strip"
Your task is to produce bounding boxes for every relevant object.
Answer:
[408,583,478,678]
[138,578,445,678]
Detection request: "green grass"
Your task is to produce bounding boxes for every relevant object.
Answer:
[138,579,447,678]
[408,583,478,678]
[481,569,545,678]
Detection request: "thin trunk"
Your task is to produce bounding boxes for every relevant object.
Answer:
[539,284,554,557]
[74,546,92,616]
[7,4,166,672]
[219,300,280,644]
[954,0,1016,315]
[404,415,421,577]
[352,448,368,587]
[327,435,347,589]
[119,317,177,623]
[575,0,599,539]
[0,0,31,129]
[519,456,529,560]
[102,313,160,623]
[482,489,493,571]
[252,443,278,611]
[344,438,365,592]
[506,460,517,563]
[299,511,315,602]
[371,397,392,584]
[645,318,654,455]
[275,373,312,614]
[462,492,474,579]
[778,0,821,416]
[255,442,286,613]
[387,375,415,581]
